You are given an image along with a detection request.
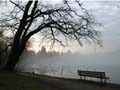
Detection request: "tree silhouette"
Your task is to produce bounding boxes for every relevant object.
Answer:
[0,0,101,71]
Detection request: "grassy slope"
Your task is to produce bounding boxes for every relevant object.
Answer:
[0,70,58,90]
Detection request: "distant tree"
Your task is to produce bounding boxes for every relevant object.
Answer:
[0,0,101,71]
[0,31,12,68]
[41,47,46,54]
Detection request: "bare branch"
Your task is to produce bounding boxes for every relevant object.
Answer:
[1,0,102,51]
[10,0,24,12]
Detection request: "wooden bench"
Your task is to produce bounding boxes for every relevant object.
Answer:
[77,70,109,84]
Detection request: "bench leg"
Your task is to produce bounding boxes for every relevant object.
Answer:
[101,78,103,84]
[84,76,86,80]
[104,79,106,84]
[80,76,82,80]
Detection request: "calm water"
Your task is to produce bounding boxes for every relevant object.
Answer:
[19,50,120,84]
[23,64,120,84]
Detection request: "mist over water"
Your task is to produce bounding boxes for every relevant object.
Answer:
[17,48,120,84]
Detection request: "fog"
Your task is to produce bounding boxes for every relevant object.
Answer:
[15,1,120,84]
[17,47,120,84]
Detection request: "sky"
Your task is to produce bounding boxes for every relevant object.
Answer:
[0,0,120,54]
[82,1,120,54]
[32,0,120,54]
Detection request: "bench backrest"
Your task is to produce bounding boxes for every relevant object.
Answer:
[77,70,106,78]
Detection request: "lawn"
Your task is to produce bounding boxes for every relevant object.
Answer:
[0,70,59,90]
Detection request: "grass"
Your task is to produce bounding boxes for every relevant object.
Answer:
[1,70,120,90]
[0,70,59,90]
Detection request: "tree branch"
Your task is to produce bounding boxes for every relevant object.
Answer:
[10,0,24,11]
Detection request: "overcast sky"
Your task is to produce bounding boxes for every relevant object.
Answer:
[0,0,120,54]
[88,1,120,53]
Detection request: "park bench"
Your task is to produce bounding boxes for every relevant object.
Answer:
[77,70,109,84]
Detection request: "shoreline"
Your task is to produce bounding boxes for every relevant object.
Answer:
[19,71,120,85]
[18,72,120,90]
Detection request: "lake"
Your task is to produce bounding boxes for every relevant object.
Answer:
[22,64,120,84]
[19,50,120,84]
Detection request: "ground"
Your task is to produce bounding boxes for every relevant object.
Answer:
[0,70,59,90]
[0,70,120,90]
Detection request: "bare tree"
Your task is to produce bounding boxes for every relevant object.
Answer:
[0,0,101,71]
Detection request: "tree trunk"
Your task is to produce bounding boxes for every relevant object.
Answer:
[4,1,33,72]
[5,50,21,72]
[5,39,27,72]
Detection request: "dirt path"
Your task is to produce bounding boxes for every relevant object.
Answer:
[18,72,120,90]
